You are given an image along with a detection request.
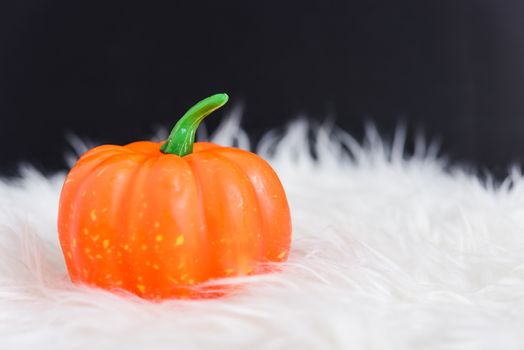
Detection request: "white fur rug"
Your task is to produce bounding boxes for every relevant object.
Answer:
[1,116,524,350]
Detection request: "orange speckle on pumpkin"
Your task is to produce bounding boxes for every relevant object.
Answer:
[115,280,123,286]
[141,244,147,251]
[277,251,287,259]
[84,248,91,254]
[152,264,160,270]
[72,238,77,248]
[103,239,110,249]
[136,284,146,293]
[154,221,160,228]
[91,235,99,242]
[90,209,97,221]
[82,228,89,235]
[95,254,103,259]
[105,274,112,279]
[175,235,184,246]
[66,251,72,259]
[138,212,143,219]
[156,235,163,242]
[225,268,235,275]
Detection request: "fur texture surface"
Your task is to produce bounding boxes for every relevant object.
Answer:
[1,116,524,349]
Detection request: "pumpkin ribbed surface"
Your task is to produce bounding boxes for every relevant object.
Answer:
[58,141,291,299]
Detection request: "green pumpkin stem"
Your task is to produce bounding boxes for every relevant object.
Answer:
[160,93,229,156]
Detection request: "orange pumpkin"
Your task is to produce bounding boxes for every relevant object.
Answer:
[58,94,292,299]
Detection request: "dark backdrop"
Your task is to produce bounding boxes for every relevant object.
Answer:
[2,0,524,177]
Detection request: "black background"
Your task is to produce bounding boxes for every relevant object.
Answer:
[2,1,524,177]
